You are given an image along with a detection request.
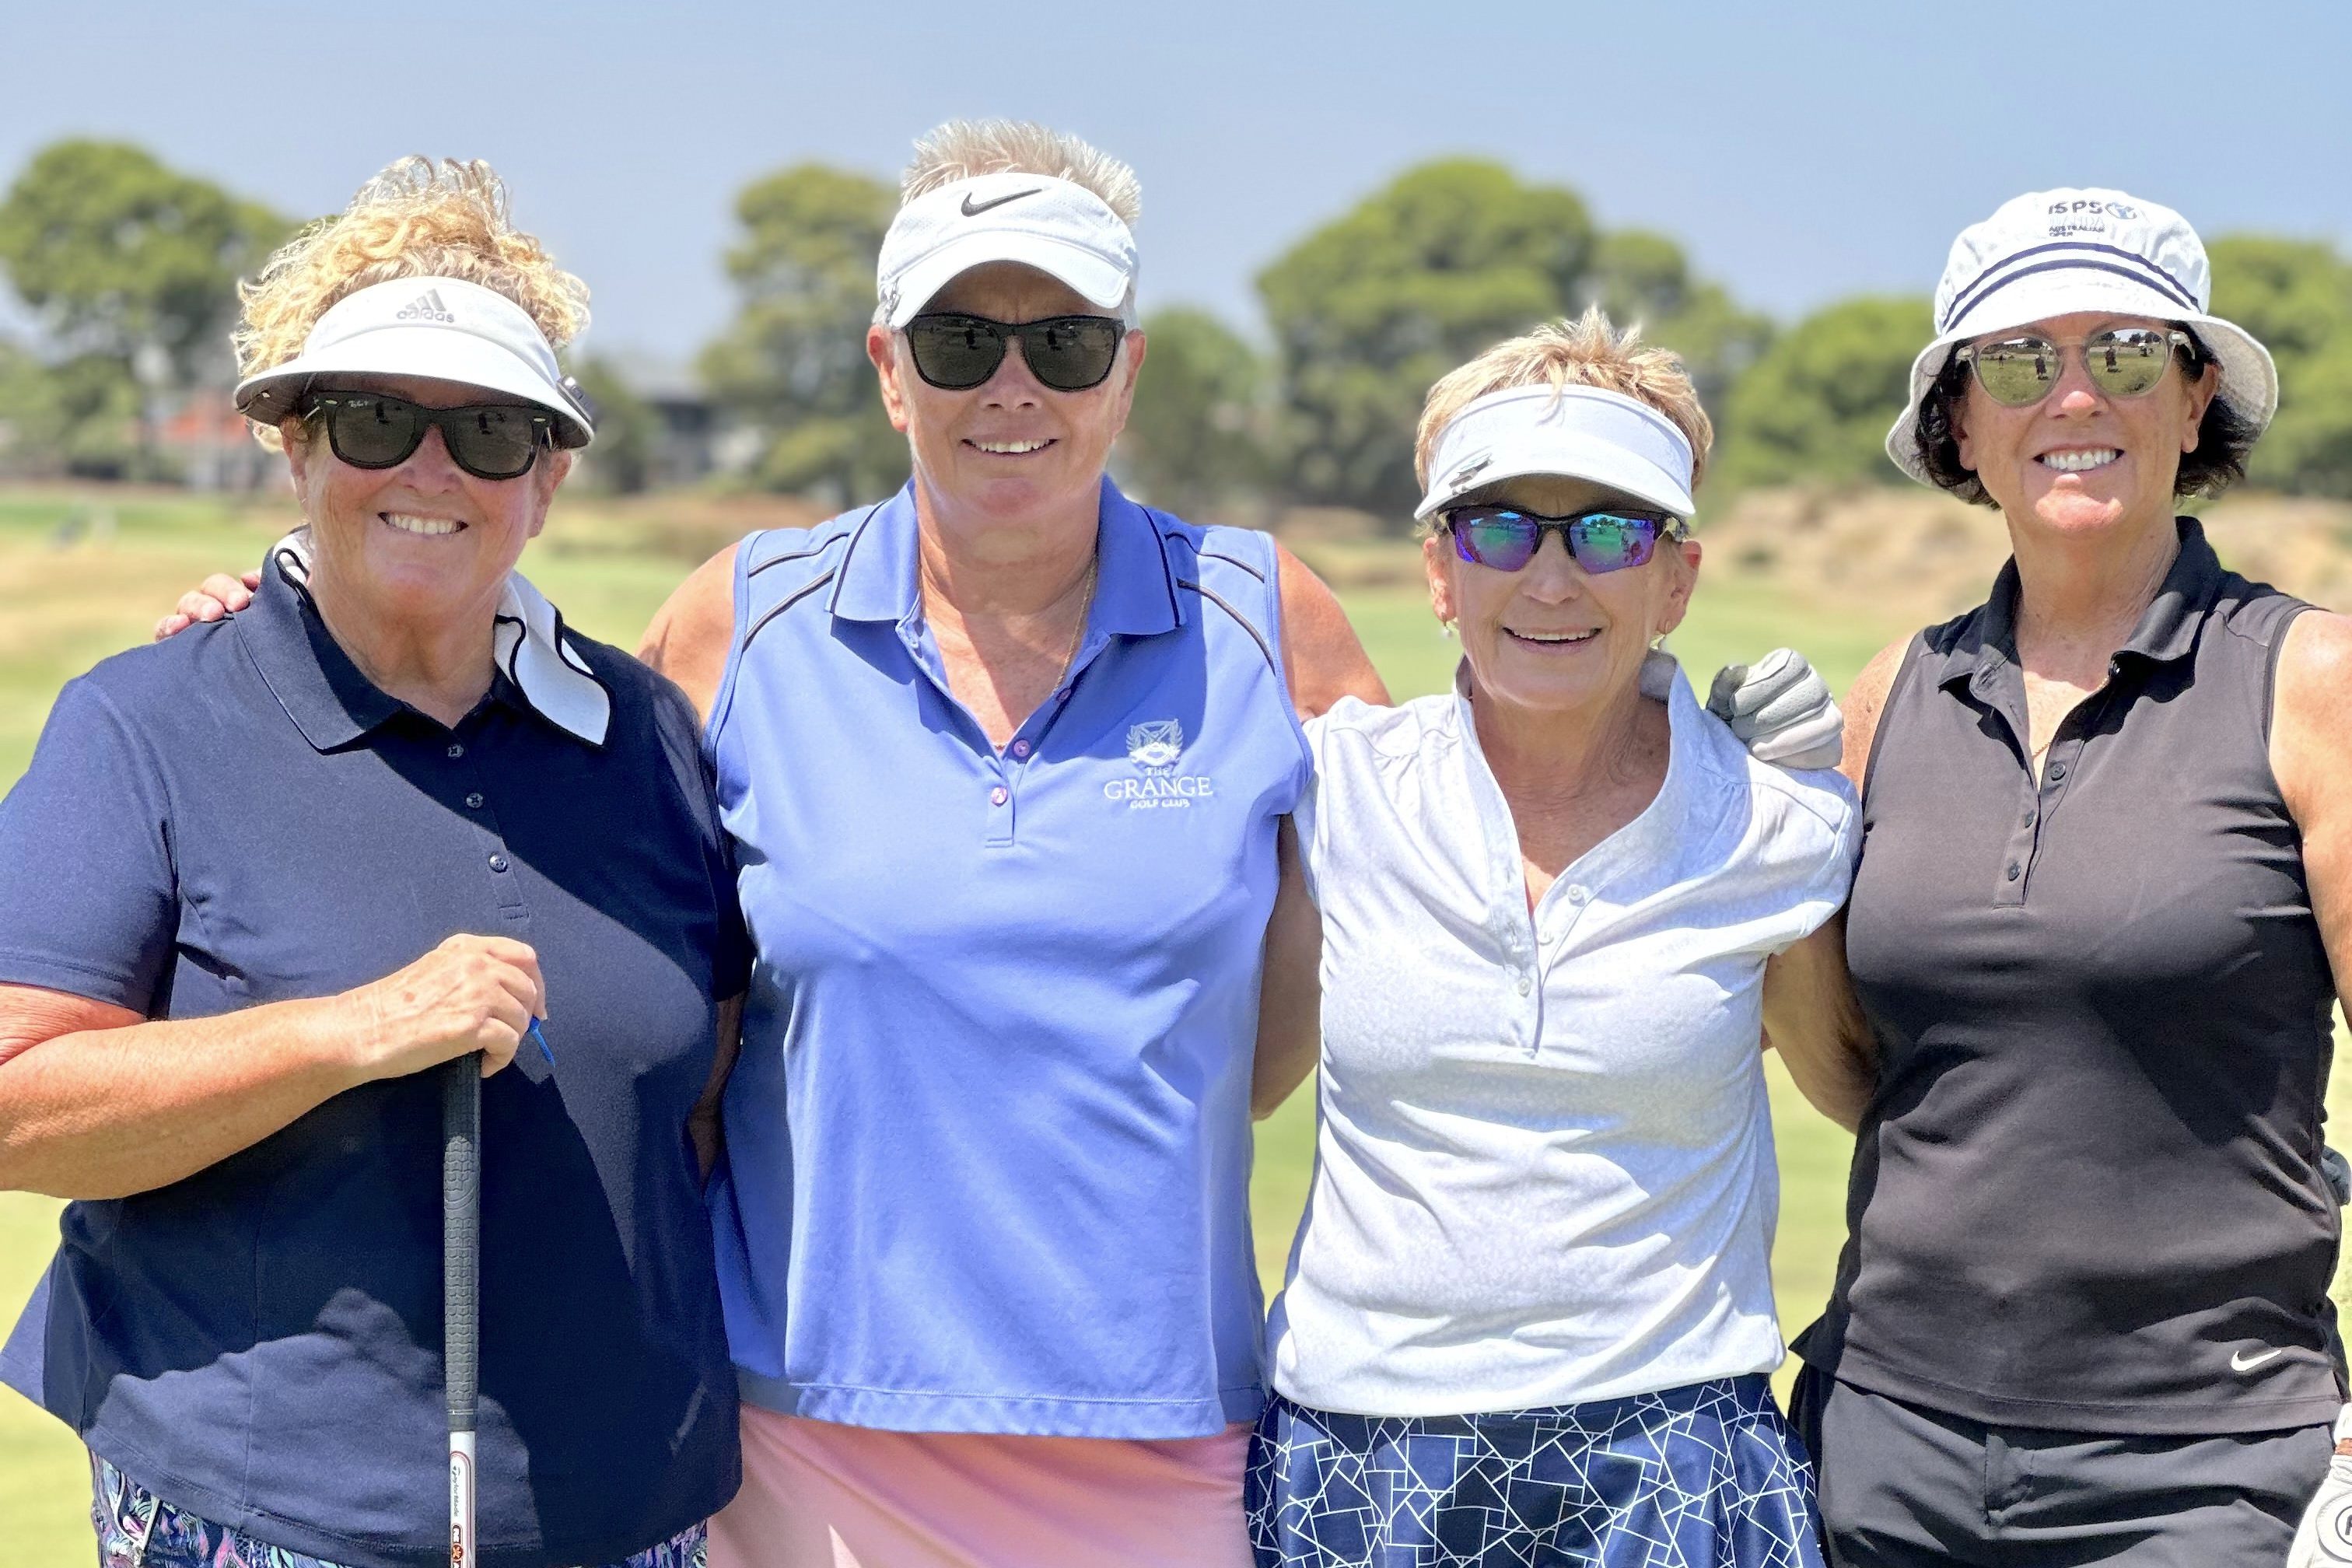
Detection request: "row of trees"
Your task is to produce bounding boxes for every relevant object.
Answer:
[5,140,2350,515]
[695,157,2352,518]
[0,142,288,478]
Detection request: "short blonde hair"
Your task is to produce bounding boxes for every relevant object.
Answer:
[901,119,1141,224]
[1414,308,1715,505]
[236,157,588,450]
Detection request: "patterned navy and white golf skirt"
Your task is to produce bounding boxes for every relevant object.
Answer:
[1247,1375,1826,1568]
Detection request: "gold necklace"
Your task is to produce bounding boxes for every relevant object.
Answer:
[1051,555,1098,688]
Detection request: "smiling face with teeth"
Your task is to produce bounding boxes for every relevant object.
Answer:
[283,372,571,649]
[1424,473,1699,728]
[868,261,1144,554]
[1952,310,2217,542]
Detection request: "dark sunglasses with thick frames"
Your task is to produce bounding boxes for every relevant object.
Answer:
[299,390,552,481]
[903,312,1125,393]
[1955,327,2199,408]
[1441,505,1689,576]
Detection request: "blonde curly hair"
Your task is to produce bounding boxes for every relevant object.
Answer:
[1414,308,1715,512]
[236,157,588,450]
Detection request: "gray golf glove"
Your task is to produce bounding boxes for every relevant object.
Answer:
[2287,1406,2352,1566]
[1707,647,1843,771]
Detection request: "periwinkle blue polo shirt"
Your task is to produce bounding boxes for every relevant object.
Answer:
[705,478,1310,1437]
[0,558,744,1568]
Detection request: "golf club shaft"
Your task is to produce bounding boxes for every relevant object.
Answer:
[443,1054,480,1568]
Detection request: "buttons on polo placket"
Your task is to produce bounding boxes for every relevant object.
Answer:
[438,728,530,925]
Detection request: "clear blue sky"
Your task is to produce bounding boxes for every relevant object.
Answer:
[5,0,2347,362]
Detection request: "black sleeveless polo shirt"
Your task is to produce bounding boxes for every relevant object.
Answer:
[1797,518,2345,1435]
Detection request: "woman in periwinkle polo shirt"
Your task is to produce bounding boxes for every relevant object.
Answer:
[1246,314,1855,1567]
[0,160,740,1568]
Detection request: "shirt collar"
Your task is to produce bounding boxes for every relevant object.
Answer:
[1936,515,2221,694]
[1448,649,1701,889]
[826,476,1185,639]
[245,533,611,750]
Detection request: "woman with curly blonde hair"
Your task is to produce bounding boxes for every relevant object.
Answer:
[0,158,744,1568]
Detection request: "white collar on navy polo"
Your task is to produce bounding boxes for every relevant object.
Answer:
[268,530,611,745]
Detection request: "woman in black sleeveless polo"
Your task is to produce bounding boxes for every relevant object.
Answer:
[1762,187,2352,1567]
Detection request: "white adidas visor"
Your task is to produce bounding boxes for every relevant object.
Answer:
[876,172,1138,329]
[234,276,595,449]
[1888,187,2275,488]
[1416,384,1697,523]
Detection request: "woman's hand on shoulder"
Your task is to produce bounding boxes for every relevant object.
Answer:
[154,571,261,640]
[1276,542,1388,720]
[638,541,740,724]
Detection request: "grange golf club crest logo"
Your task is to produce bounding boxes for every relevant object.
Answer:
[1128,719,1183,774]
[1108,719,1213,810]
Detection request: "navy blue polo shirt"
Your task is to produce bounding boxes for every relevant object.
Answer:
[0,559,744,1568]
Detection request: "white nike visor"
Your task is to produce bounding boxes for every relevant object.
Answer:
[876,172,1138,329]
[234,276,595,448]
[1416,384,1697,522]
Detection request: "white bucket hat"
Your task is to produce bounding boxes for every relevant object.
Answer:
[1416,384,1697,522]
[1886,187,2275,487]
[235,276,595,448]
[876,171,1138,329]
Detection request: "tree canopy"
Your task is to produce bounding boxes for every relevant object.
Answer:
[1115,307,1269,520]
[1256,160,1769,523]
[698,163,908,502]
[2209,236,2352,499]
[1715,296,1933,491]
[0,139,285,385]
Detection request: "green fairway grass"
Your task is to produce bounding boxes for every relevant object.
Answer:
[0,488,2338,1557]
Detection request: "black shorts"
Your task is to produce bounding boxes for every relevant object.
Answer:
[1791,1365,2331,1568]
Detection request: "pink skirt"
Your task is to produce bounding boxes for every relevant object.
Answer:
[709,1404,1254,1568]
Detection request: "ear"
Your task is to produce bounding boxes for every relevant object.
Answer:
[2181,358,2221,453]
[1948,387,1978,472]
[281,421,315,505]
[528,448,573,540]
[1104,330,1148,439]
[1422,530,1457,628]
[868,324,912,433]
[1653,537,1703,639]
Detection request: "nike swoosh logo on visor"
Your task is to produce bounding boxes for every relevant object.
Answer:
[2231,1347,2286,1372]
[962,188,1043,217]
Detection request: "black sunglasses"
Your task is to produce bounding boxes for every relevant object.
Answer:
[904,312,1125,393]
[299,391,551,481]
[1442,505,1687,575]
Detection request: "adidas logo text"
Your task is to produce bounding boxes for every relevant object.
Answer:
[396,289,456,324]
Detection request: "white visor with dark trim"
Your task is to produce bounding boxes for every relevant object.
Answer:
[1417,384,1696,522]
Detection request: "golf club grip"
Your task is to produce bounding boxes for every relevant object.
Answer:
[442,1053,480,1433]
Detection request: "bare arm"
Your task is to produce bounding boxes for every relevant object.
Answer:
[688,993,744,1181]
[1758,635,1909,1127]
[1251,820,1322,1120]
[2271,611,2352,1010]
[639,542,741,725]
[1762,913,1874,1132]
[1276,542,1388,719]
[0,936,539,1200]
